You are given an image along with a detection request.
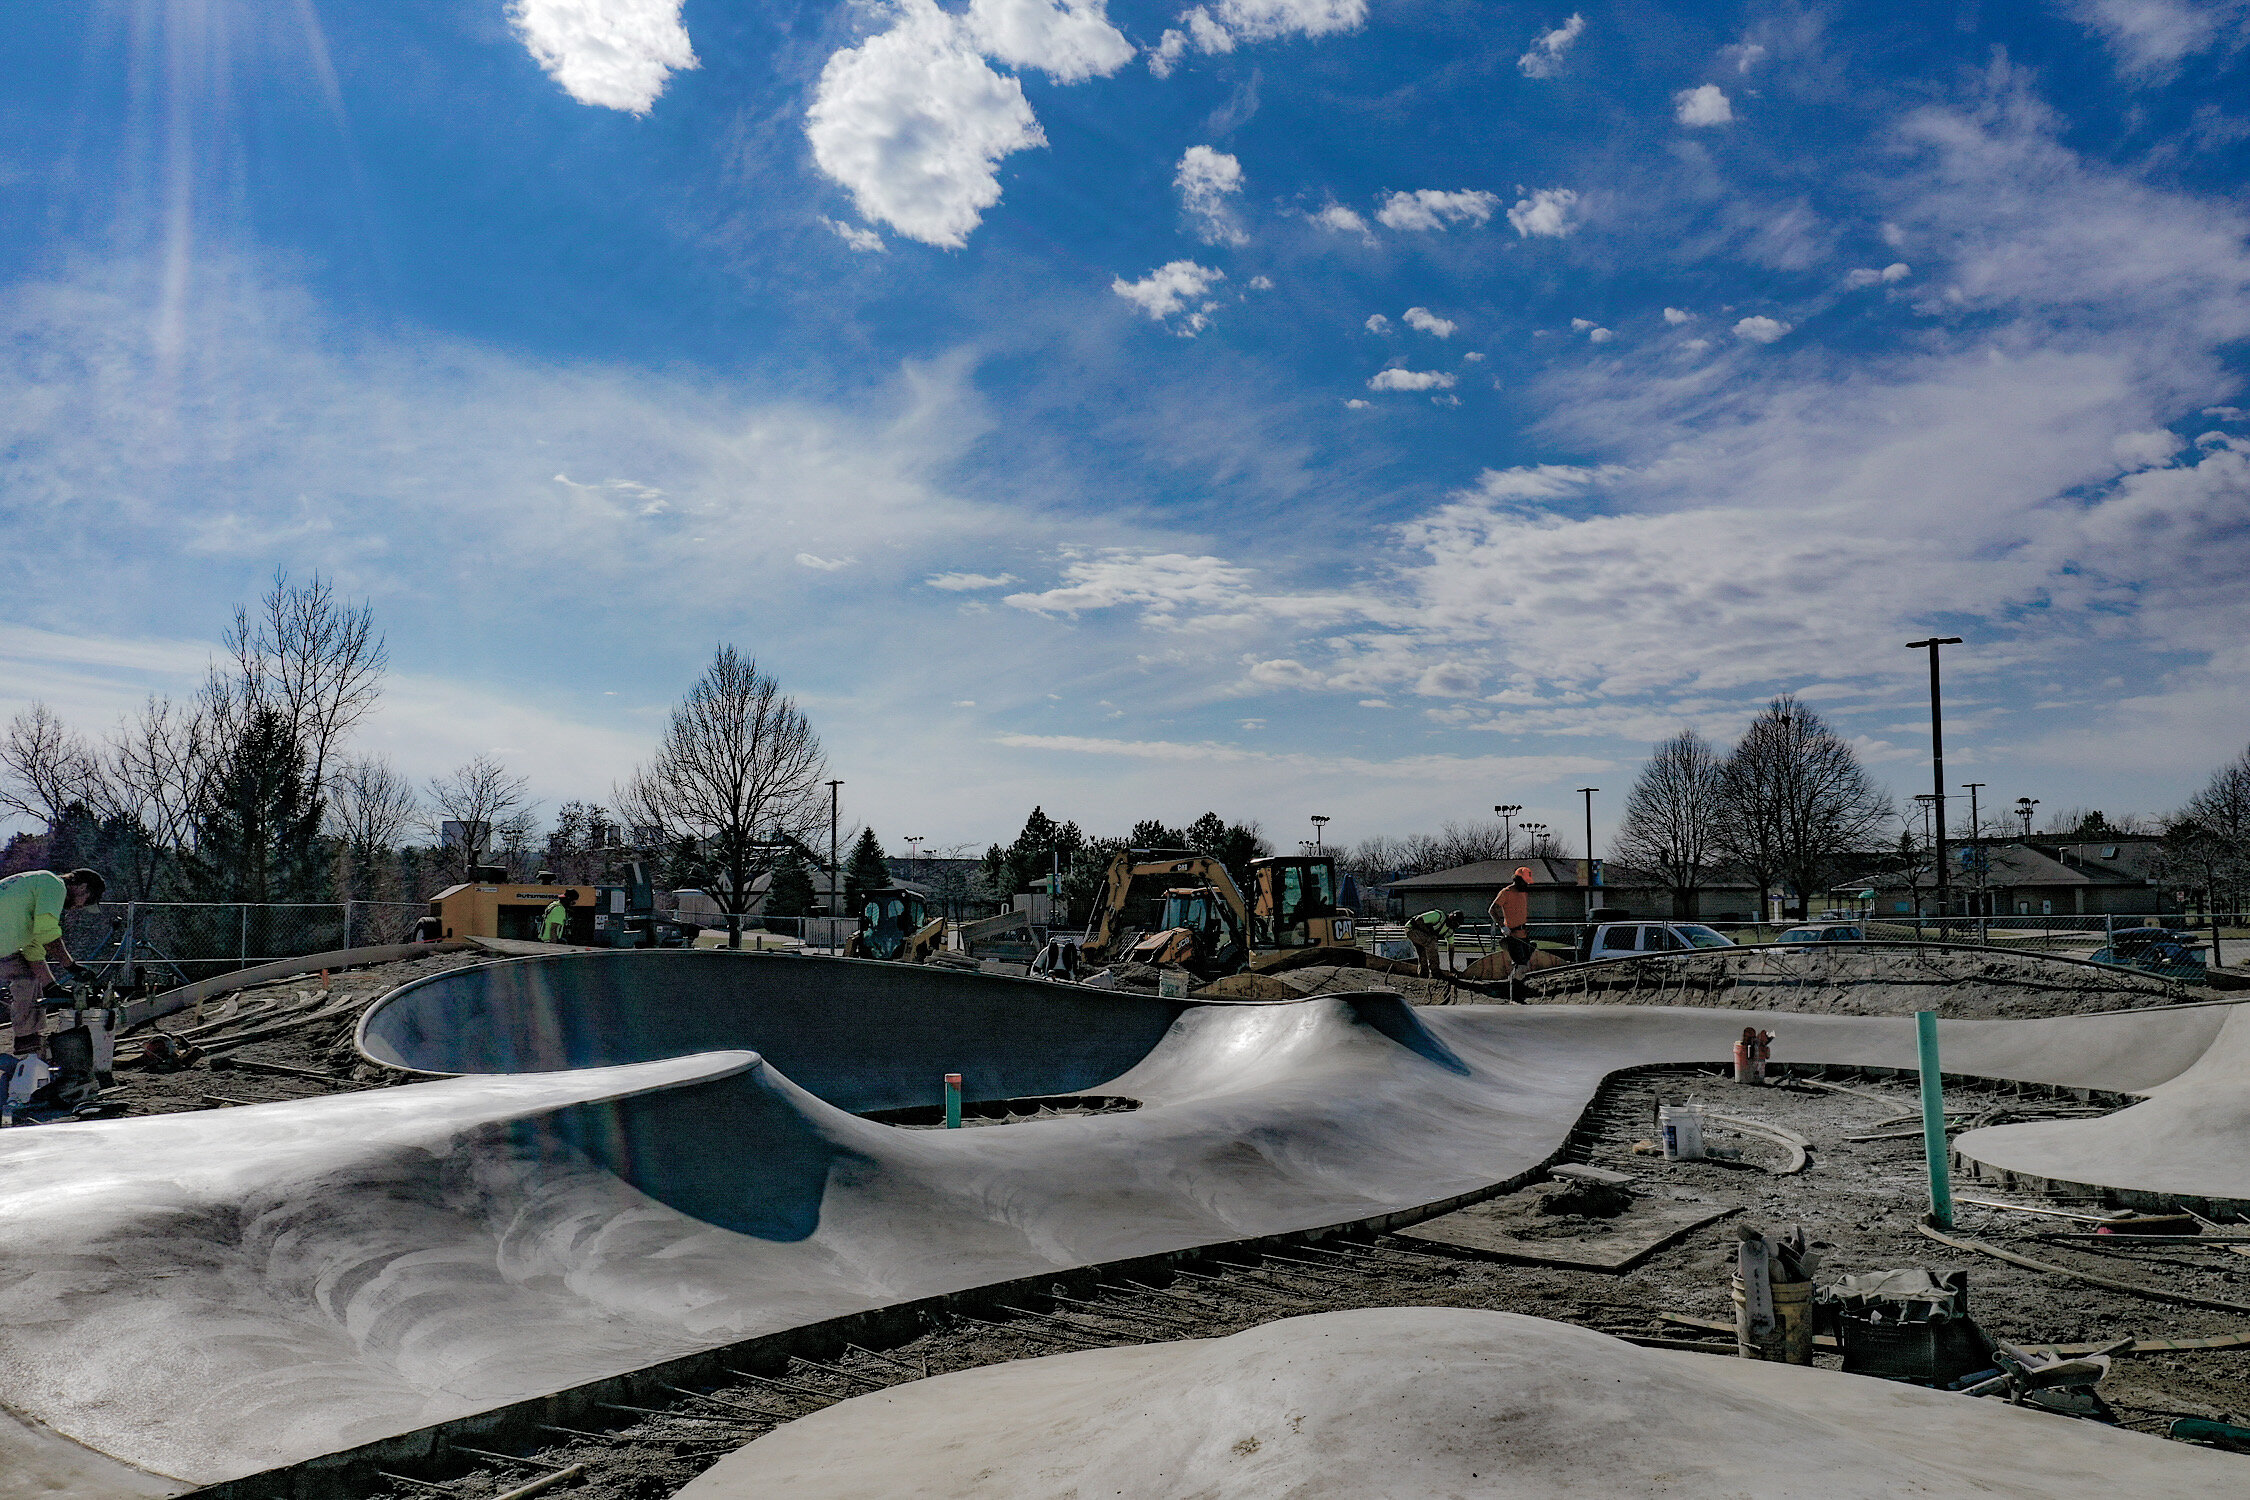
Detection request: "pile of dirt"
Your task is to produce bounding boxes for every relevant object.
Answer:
[113,951,486,1117]
[1520,945,2201,1019]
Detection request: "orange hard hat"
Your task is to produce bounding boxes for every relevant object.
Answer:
[1514,866,1534,883]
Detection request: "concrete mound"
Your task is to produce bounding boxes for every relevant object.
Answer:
[676,1307,2240,1498]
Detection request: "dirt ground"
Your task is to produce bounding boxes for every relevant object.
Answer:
[57,952,2250,1493]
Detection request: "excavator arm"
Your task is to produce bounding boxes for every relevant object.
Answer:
[1081,851,1253,964]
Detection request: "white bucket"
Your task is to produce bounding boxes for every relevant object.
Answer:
[1659,1103,1705,1161]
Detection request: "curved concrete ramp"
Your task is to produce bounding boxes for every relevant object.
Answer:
[677,1307,2243,1499]
[6,954,2248,1490]
[1956,1001,2250,1213]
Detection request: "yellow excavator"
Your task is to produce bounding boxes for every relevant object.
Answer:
[845,887,949,964]
[1082,849,1357,977]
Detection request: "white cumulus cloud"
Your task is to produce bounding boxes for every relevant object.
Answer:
[1587,326,1615,343]
[1403,306,1456,337]
[508,0,698,114]
[1364,313,1391,333]
[1148,0,1362,72]
[1314,204,1372,235]
[806,0,1047,249]
[823,218,886,252]
[1517,12,1585,78]
[1368,368,1457,391]
[1506,187,1579,238]
[1175,145,1248,245]
[2113,428,2187,469]
[1674,83,1734,126]
[1376,189,1499,231]
[1733,314,1793,343]
[1663,306,1694,324]
[1113,260,1227,332]
[1845,262,1912,286]
[965,0,1134,81]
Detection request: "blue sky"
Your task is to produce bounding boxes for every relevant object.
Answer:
[4,0,2248,855]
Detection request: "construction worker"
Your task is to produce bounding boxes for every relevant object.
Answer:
[538,888,578,943]
[1,867,105,1057]
[1404,908,1461,979]
[1489,866,1537,998]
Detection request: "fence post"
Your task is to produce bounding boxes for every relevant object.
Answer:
[239,905,249,972]
[120,901,138,990]
[343,900,354,953]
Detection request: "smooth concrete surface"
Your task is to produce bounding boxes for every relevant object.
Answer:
[1955,1001,2250,1205]
[7,954,2247,1488]
[676,1307,2242,1498]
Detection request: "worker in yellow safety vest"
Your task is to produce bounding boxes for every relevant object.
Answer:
[538,888,578,943]
[1404,908,1461,979]
[1,867,105,1057]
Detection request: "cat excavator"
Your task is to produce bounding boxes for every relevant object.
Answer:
[1081,849,1357,978]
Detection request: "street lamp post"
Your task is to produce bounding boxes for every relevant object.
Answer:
[2015,797,2038,840]
[1310,815,1330,852]
[1962,783,1985,922]
[826,779,844,920]
[1577,787,1599,920]
[1914,793,1937,928]
[906,835,924,883]
[1906,637,1964,916]
[1495,804,1522,860]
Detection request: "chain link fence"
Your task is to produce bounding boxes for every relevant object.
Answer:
[59,901,428,990]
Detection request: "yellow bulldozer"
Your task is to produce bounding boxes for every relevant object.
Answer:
[1082,849,1357,978]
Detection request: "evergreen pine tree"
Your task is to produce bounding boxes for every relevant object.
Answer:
[766,849,816,920]
[844,827,891,911]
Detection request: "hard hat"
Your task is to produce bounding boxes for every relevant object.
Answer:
[1514,866,1534,883]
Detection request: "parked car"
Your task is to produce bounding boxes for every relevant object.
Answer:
[1579,921,1737,962]
[1778,923,1866,945]
[2088,928,2207,984]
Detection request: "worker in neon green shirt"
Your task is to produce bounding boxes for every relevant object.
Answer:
[538,888,578,943]
[1,867,105,1058]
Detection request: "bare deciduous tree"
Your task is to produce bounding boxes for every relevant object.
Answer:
[0,702,96,827]
[330,756,419,897]
[217,570,387,796]
[89,696,217,899]
[1717,695,1891,921]
[1612,728,1725,916]
[426,755,536,877]
[615,647,827,945]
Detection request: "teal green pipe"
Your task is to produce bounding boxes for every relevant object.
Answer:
[944,1071,962,1129]
[1916,1011,1954,1228]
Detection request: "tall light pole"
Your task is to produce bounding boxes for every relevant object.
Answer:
[1495,804,1522,860]
[2016,796,2039,840]
[1577,787,1600,918]
[1962,784,1985,919]
[1906,636,1964,915]
[1914,794,1937,919]
[1521,822,1548,857]
[826,779,844,918]
[906,835,924,883]
[1309,815,1330,852]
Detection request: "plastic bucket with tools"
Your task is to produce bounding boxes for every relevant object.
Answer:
[1733,1277,1815,1363]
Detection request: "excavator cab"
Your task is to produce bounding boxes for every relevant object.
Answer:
[848,888,946,963]
[1126,885,1249,975]
[1249,856,1356,950]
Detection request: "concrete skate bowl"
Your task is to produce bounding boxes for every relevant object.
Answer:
[1522,940,2196,1018]
[10,953,2250,1499]
[358,949,1192,1115]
